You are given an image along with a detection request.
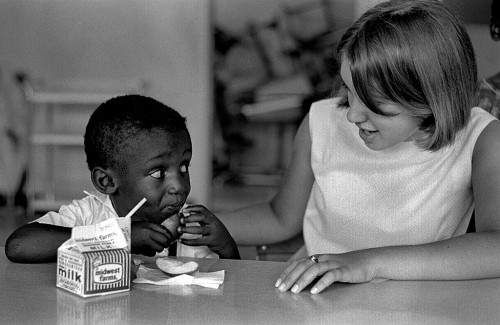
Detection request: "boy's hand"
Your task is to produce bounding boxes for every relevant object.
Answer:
[131,221,175,257]
[177,205,240,259]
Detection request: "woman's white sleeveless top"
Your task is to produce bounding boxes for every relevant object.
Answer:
[304,98,496,255]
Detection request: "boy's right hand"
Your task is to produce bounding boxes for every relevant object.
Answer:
[130,221,175,256]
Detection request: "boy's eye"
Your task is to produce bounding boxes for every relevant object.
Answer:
[180,163,190,173]
[149,169,165,179]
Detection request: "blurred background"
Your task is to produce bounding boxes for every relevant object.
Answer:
[1,0,499,260]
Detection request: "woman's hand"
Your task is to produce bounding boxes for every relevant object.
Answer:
[275,251,379,294]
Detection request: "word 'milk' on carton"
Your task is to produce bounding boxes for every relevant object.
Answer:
[57,217,131,297]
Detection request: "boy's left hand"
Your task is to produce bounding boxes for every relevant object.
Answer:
[177,205,240,259]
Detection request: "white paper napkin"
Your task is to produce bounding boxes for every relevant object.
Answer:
[133,265,225,289]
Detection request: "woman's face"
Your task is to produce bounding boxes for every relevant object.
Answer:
[340,60,424,151]
[111,128,192,225]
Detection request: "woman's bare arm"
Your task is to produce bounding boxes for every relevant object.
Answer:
[218,115,315,246]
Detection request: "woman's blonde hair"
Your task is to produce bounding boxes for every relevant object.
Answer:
[337,0,477,151]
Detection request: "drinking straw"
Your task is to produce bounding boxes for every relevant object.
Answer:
[124,197,147,218]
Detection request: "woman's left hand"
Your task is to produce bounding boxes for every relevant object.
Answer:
[275,251,379,294]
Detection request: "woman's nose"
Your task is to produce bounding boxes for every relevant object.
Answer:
[346,103,367,124]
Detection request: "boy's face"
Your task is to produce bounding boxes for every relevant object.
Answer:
[112,128,192,225]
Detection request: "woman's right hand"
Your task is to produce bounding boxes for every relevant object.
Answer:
[274,251,379,294]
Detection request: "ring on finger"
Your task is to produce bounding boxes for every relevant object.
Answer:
[309,255,319,263]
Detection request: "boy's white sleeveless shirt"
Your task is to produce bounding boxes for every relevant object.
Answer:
[303,98,497,255]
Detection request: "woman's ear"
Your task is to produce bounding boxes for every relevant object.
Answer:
[91,167,118,194]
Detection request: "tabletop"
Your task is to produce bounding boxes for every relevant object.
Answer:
[1,249,499,325]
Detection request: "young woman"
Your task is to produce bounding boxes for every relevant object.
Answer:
[212,0,500,294]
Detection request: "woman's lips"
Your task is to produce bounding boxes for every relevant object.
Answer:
[361,128,377,135]
[358,127,378,141]
[356,123,377,134]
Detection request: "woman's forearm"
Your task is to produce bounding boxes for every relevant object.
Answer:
[218,202,302,247]
[372,230,500,280]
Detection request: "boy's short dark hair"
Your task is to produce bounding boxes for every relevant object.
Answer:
[84,94,189,171]
[337,0,477,151]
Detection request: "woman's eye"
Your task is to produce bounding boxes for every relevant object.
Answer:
[338,82,350,108]
[338,95,350,108]
[150,169,165,179]
[180,164,190,173]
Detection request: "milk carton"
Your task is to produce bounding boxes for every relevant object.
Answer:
[56,217,131,297]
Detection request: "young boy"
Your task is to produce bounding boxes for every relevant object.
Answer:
[5,95,240,263]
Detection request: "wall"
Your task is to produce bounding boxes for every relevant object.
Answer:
[0,0,213,206]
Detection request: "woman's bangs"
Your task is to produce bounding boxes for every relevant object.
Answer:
[348,43,393,116]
